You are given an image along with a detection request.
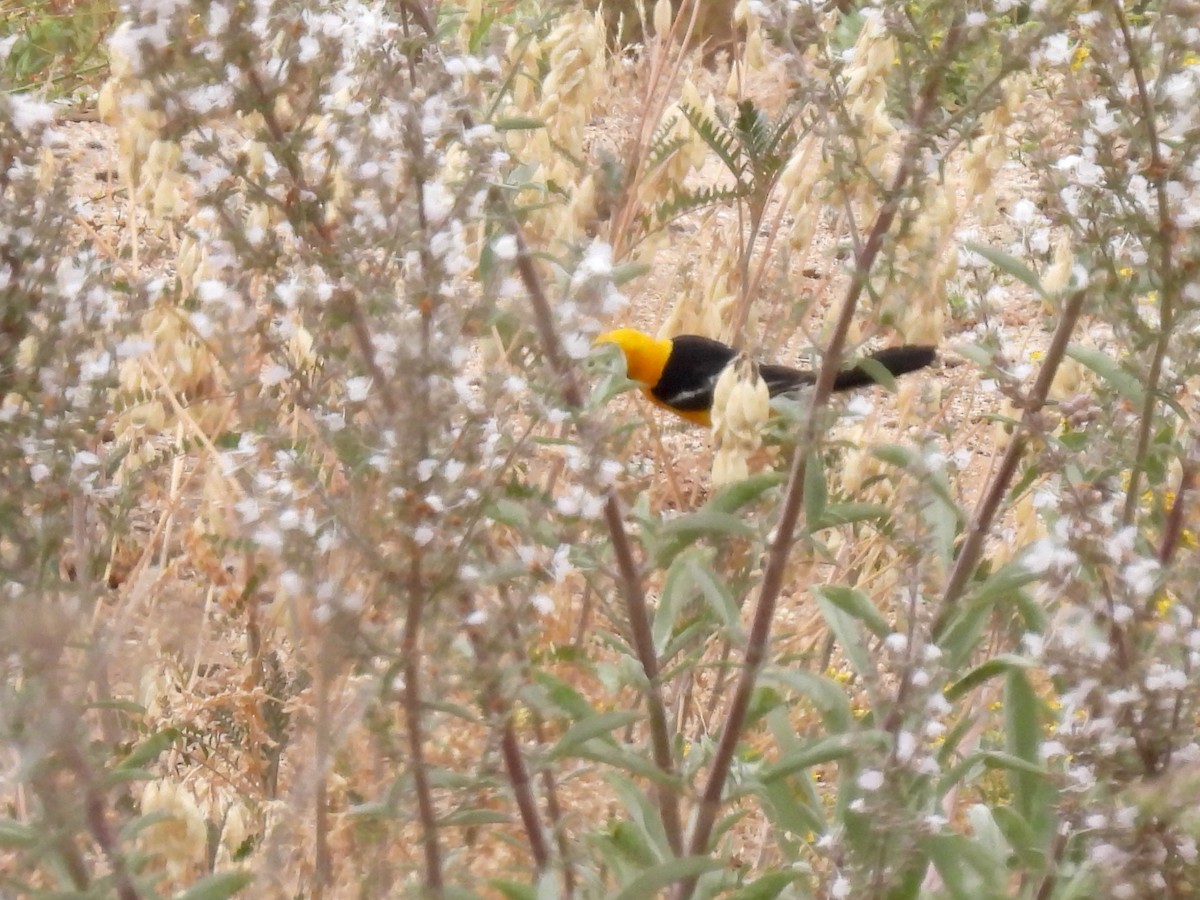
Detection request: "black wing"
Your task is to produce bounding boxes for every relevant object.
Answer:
[651,334,737,412]
[764,345,937,398]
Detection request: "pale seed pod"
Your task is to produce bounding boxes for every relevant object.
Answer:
[654,0,673,37]
[993,397,1020,453]
[711,354,769,487]
[1042,237,1074,314]
[140,780,208,878]
[1050,356,1086,402]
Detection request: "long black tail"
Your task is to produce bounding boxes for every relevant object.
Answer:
[832,345,937,392]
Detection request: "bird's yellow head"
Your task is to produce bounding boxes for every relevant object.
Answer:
[594,328,673,387]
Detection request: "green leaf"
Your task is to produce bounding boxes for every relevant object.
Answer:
[655,548,701,653]
[937,561,1032,669]
[726,871,800,899]
[607,819,658,867]
[1066,345,1145,405]
[654,511,757,566]
[991,804,1040,864]
[175,871,253,900]
[706,472,785,514]
[493,116,545,131]
[761,669,853,734]
[816,502,890,528]
[490,879,536,900]
[761,731,887,782]
[530,672,594,720]
[815,594,873,677]
[922,832,1008,900]
[578,743,679,787]
[814,585,889,638]
[608,771,674,859]
[967,803,1015,870]
[964,242,1046,298]
[612,857,725,900]
[610,261,651,286]
[549,710,641,757]
[854,355,900,391]
[945,653,1035,702]
[114,727,181,772]
[977,750,1047,778]
[685,555,741,635]
[871,443,917,469]
[1005,668,1043,821]
[751,770,825,838]
[439,808,512,827]
[951,342,998,370]
[0,819,37,848]
[804,451,827,527]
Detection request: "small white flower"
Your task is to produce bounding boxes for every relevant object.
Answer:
[1121,557,1159,598]
[345,376,371,402]
[856,769,884,791]
[1040,33,1072,67]
[492,234,518,261]
[422,181,454,225]
[884,633,907,654]
[845,396,873,418]
[197,279,228,303]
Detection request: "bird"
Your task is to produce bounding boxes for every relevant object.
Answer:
[595,328,936,427]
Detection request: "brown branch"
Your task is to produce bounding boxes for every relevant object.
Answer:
[461,591,552,873]
[402,549,443,894]
[609,0,702,261]
[1158,455,1195,566]
[937,288,1088,623]
[678,19,969,893]
[507,204,684,856]
[1111,0,1180,526]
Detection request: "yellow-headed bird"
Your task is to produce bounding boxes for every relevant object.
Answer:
[596,328,936,427]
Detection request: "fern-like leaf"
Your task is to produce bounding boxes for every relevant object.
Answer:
[679,102,746,183]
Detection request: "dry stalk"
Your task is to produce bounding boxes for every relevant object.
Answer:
[678,17,970,895]
[1111,0,1180,527]
[609,0,702,261]
[937,287,1088,622]
[507,203,685,856]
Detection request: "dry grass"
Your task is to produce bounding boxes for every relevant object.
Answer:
[7,1,1198,897]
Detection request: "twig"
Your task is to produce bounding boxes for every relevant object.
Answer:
[1111,0,1180,526]
[936,288,1088,623]
[1158,458,1195,566]
[678,18,969,895]
[507,202,684,856]
[461,592,552,872]
[609,0,701,261]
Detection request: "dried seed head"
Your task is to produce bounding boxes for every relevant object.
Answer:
[654,0,672,38]
[1042,236,1074,312]
[711,354,769,487]
[1050,355,1087,402]
[140,779,208,877]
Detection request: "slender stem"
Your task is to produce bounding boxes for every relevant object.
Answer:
[403,551,443,894]
[463,589,552,873]
[678,21,967,894]
[508,205,683,856]
[937,288,1088,622]
[1111,0,1179,526]
[1158,459,1195,566]
[500,721,551,868]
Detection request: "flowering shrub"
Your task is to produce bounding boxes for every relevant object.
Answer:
[2,1,1198,897]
